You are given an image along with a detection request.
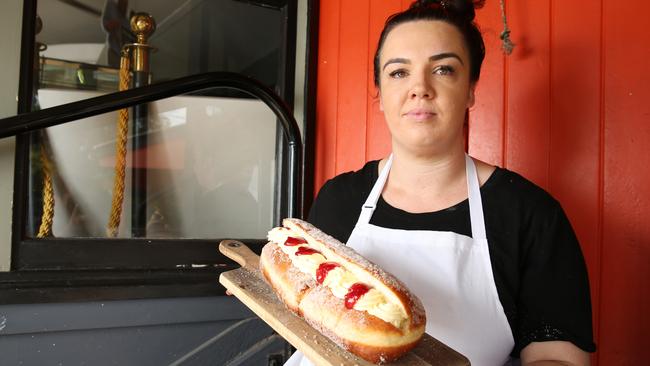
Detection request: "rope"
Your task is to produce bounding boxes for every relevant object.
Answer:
[106,50,131,237]
[499,0,515,55]
[36,144,54,238]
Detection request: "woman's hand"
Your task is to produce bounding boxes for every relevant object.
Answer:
[521,341,590,366]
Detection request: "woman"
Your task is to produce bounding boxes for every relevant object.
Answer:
[288,1,596,365]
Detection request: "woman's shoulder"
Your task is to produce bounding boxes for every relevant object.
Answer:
[484,166,560,209]
[471,157,552,204]
[318,160,379,198]
[307,160,381,242]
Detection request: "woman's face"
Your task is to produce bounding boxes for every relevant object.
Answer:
[378,20,475,157]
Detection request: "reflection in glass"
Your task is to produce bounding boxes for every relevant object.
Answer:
[31,92,278,239]
[39,58,119,92]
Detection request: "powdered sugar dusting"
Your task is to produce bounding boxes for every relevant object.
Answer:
[269,222,407,328]
[283,218,426,329]
[287,264,317,292]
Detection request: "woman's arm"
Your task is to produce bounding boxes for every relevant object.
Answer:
[513,194,596,362]
[521,341,590,366]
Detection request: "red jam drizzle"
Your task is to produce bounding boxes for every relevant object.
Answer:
[295,247,321,256]
[316,262,340,284]
[284,236,307,246]
[344,283,370,309]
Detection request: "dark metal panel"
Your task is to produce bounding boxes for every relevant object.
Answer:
[13,238,265,269]
[0,296,253,334]
[0,296,289,365]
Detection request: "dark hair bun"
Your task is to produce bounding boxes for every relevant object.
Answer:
[410,0,485,22]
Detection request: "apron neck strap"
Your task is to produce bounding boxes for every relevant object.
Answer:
[465,154,487,240]
[359,154,393,224]
[358,154,487,240]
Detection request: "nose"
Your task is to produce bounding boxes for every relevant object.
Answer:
[409,72,434,99]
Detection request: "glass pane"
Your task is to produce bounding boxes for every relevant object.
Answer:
[27,0,296,240]
[150,0,285,84]
[28,89,280,239]
[36,0,287,92]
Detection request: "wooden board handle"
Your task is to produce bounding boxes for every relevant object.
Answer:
[219,239,260,271]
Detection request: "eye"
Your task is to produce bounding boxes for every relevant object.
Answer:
[388,69,408,79]
[433,65,455,76]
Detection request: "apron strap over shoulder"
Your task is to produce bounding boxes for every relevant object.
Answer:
[358,154,393,224]
[465,154,487,240]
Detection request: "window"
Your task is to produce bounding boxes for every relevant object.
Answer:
[0,0,318,303]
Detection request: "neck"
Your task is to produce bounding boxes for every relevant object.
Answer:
[381,146,468,213]
[391,145,466,186]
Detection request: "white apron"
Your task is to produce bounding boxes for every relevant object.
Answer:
[285,155,514,366]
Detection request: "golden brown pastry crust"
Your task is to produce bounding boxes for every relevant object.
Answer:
[260,242,315,314]
[259,218,426,364]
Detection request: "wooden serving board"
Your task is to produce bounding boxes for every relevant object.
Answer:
[218,240,470,366]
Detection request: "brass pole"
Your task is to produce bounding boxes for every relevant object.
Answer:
[129,13,156,73]
[127,13,156,237]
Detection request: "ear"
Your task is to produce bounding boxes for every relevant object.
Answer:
[379,91,384,111]
[467,84,476,109]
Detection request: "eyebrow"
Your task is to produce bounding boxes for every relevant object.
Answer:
[382,52,464,70]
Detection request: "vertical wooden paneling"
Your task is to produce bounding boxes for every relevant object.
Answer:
[314,1,650,363]
[335,0,370,173]
[469,0,505,166]
[505,0,551,188]
[365,0,402,162]
[600,0,650,364]
[549,2,602,362]
[314,0,340,188]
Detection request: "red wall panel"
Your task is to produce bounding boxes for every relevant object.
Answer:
[335,0,370,173]
[600,0,650,364]
[548,0,603,352]
[314,0,340,186]
[469,0,505,166]
[314,0,650,364]
[505,0,551,188]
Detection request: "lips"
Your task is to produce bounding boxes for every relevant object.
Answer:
[404,108,436,121]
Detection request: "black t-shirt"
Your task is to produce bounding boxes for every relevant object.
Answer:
[308,160,596,357]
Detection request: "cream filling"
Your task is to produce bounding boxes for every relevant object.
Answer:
[268,226,406,328]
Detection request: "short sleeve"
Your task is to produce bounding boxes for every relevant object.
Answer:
[308,179,344,239]
[515,199,596,354]
[307,178,364,243]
